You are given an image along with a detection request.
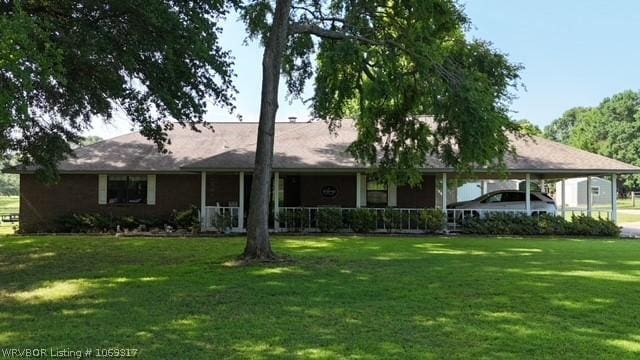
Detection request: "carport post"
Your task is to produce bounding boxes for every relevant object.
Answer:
[586,176,592,217]
[611,174,617,223]
[525,173,531,215]
[561,178,566,218]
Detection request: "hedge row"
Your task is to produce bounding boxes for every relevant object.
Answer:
[56,206,200,233]
[461,213,620,237]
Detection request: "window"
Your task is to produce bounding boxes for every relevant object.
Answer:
[502,192,526,202]
[483,192,538,203]
[107,175,147,204]
[591,186,600,196]
[367,180,387,207]
[483,193,503,203]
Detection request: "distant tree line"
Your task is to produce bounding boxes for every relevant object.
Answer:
[543,90,640,191]
[0,136,103,196]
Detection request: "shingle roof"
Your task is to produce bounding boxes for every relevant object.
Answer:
[11,119,640,174]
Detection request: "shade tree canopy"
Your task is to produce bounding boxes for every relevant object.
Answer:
[237,0,523,259]
[0,0,237,181]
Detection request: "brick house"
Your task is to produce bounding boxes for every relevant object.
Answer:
[11,120,640,233]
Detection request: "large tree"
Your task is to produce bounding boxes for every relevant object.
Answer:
[239,0,521,260]
[542,107,590,144]
[1,0,236,180]
[2,1,521,261]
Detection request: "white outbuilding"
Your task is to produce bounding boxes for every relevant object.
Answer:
[554,177,612,208]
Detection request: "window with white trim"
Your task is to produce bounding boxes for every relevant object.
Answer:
[107,175,148,204]
[366,180,387,207]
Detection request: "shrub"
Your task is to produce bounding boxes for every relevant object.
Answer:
[382,208,402,231]
[212,211,232,233]
[56,208,200,233]
[568,214,620,236]
[58,213,111,233]
[174,206,200,232]
[420,209,446,233]
[462,212,620,237]
[348,208,376,233]
[278,208,310,232]
[317,208,343,232]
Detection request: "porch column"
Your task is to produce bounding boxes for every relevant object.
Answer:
[525,173,531,214]
[200,171,207,231]
[561,178,566,218]
[586,176,592,217]
[273,172,280,231]
[611,174,617,223]
[356,173,362,208]
[238,172,244,230]
[442,173,447,212]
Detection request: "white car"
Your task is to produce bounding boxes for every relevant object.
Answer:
[447,190,557,220]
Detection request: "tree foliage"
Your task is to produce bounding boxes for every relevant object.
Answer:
[514,119,542,136]
[542,107,589,144]
[1,0,237,181]
[544,90,640,188]
[241,0,522,186]
[237,0,522,259]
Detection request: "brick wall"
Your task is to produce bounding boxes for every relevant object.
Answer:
[396,175,436,208]
[298,175,357,207]
[20,174,200,233]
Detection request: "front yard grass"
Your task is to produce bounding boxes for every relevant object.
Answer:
[0,196,18,235]
[1,235,640,359]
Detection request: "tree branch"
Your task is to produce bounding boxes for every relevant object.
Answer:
[289,22,378,46]
[289,22,460,85]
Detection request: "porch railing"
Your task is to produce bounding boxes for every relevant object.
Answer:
[201,206,613,233]
[203,206,240,232]
[278,207,430,232]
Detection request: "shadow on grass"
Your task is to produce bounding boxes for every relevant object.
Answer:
[1,235,640,358]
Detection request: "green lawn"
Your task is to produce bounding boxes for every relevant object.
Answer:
[1,235,640,358]
[0,196,18,212]
[0,196,18,235]
[617,198,640,209]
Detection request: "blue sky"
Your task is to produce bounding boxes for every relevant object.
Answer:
[88,0,640,138]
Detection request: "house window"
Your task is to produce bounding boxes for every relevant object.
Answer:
[107,175,147,204]
[367,180,387,207]
[591,186,600,196]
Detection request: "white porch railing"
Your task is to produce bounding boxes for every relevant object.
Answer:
[203,206,240,232]
[277,207,435,233]
[200,206,614,233]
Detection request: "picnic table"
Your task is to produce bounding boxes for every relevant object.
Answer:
[1,213,19,223]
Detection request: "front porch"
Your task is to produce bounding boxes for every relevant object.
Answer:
[198,171,621,233]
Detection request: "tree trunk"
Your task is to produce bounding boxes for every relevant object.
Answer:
[243,0,292,261]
